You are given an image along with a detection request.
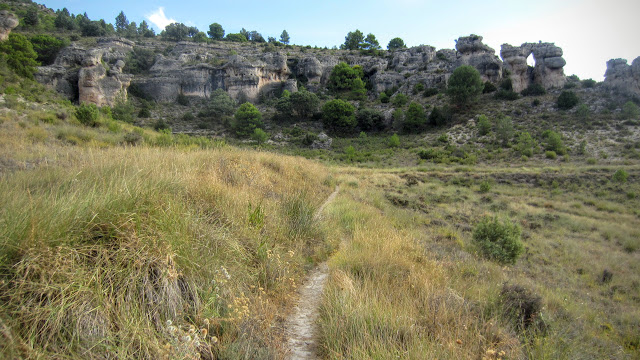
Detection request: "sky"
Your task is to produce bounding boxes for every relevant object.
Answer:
[39,0,639,81]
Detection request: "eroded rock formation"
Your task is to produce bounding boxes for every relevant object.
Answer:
[500,42,566,92]
[454,35,502,83]
[0,11,19,41]
[36,38,134,107]
[603,57,640,98]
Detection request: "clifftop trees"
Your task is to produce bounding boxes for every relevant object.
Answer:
[208,23,224,40]
[387,37,406,51]
[341,30,380,51]
[280,30,290,45]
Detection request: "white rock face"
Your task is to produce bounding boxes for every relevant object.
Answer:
[0,11,18,41]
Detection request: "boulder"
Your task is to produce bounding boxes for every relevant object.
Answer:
[0,11,18,41]
[311,132,332,149]
[455,35,502,83]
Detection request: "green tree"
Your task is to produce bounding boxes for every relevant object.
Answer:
[556,91,579,110]
[328,62,366,99]
[192,32,208,43]
[252,128,268,144]
[0,33,39,79]
[163,22,189,41]
[207,89,236,119]
[115,11,129,35]
[622,101,640,119]
[495,116,514,147]
[357,108,385,132]
[363,33,380,50]
[29,34,68,65]
[138,21,155,37]
[233,102,263,137]
[322,99,356,135]
[428,106,452,127]
[341,29,364,50]
[542,130,566,155]
[55,8,76,30]
[447,65,483,107]
[208,23,225,40]
[403,102,427,132]
[514,131,537,157]
[280,30,290,45]
[477,114,491,136]
[225,33,247,42]
[387,37,406,51]
[290,89,319,118]
[24,6,39,27]
[388,133,400,148]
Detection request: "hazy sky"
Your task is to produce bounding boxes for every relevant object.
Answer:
[40,0,639,80]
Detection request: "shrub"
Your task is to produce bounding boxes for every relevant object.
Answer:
[423,87,439,97]
[252,128,269,144]
[0,33,39,79]
[402,102,427,132]
[477,114,491,136]
[499,284,543,330]
[613,169,629,183]
[357,108,385,132]
[557,91,579,110]
[499,78,513,91]
[520,83,546,96]
[494,89,519,101]
[545,151,557,159]
[428,106,452,127]
[153,118,170,131]
[542,130,565,154]
[138,108,151,118]
[514,131,536,157]
[182,112,195,121]
[482,81,497,93]
[111,99,135,123]
[29,35,69,66]
[582,79,597,88]
[479,180,492,193]
[622,101,640,120]
[447,65,483,107]
[413,83,425,94]
[122,131,142,145]
[233,102,263,137]
[379,92,390,103]
[473,216,523,264]
[207,89,236,119]
[388,133,400,148]
[495,116,514,147]
[176,92,189,106]
[392,93,408,107]
[75,103,99,126]
[576,104,590,119]
[123,47,156,74]
[322,99,356,135]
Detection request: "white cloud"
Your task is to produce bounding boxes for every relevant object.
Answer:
[147,7,176,31]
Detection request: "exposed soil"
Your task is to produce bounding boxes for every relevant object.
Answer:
[283,186,339,359]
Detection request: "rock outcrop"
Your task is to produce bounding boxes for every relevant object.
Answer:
[454,35,502,83]
[500,42,566,92]
[0,11,19,41]
[35,34,576,106]
[36,38,134,107]
[603,57,640,98]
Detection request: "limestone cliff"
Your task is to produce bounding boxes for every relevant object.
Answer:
[35,35,574,106]
[36,38,133,107]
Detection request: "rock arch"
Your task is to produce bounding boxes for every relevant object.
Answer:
[500,42,566,92]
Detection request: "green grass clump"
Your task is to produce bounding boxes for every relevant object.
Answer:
[473,216,523,264]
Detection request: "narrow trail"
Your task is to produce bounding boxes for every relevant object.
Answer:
[283,186,339,360]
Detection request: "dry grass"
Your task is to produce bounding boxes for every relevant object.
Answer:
[0,143,334,358]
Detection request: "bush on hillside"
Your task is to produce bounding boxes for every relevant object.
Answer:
[520,83,546,96]
[473,216,523,265]
[557,91,579,110]
[75,103,99,126]
[233,102,263,137]
[322,99,356,135]
[447,65,483,107]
